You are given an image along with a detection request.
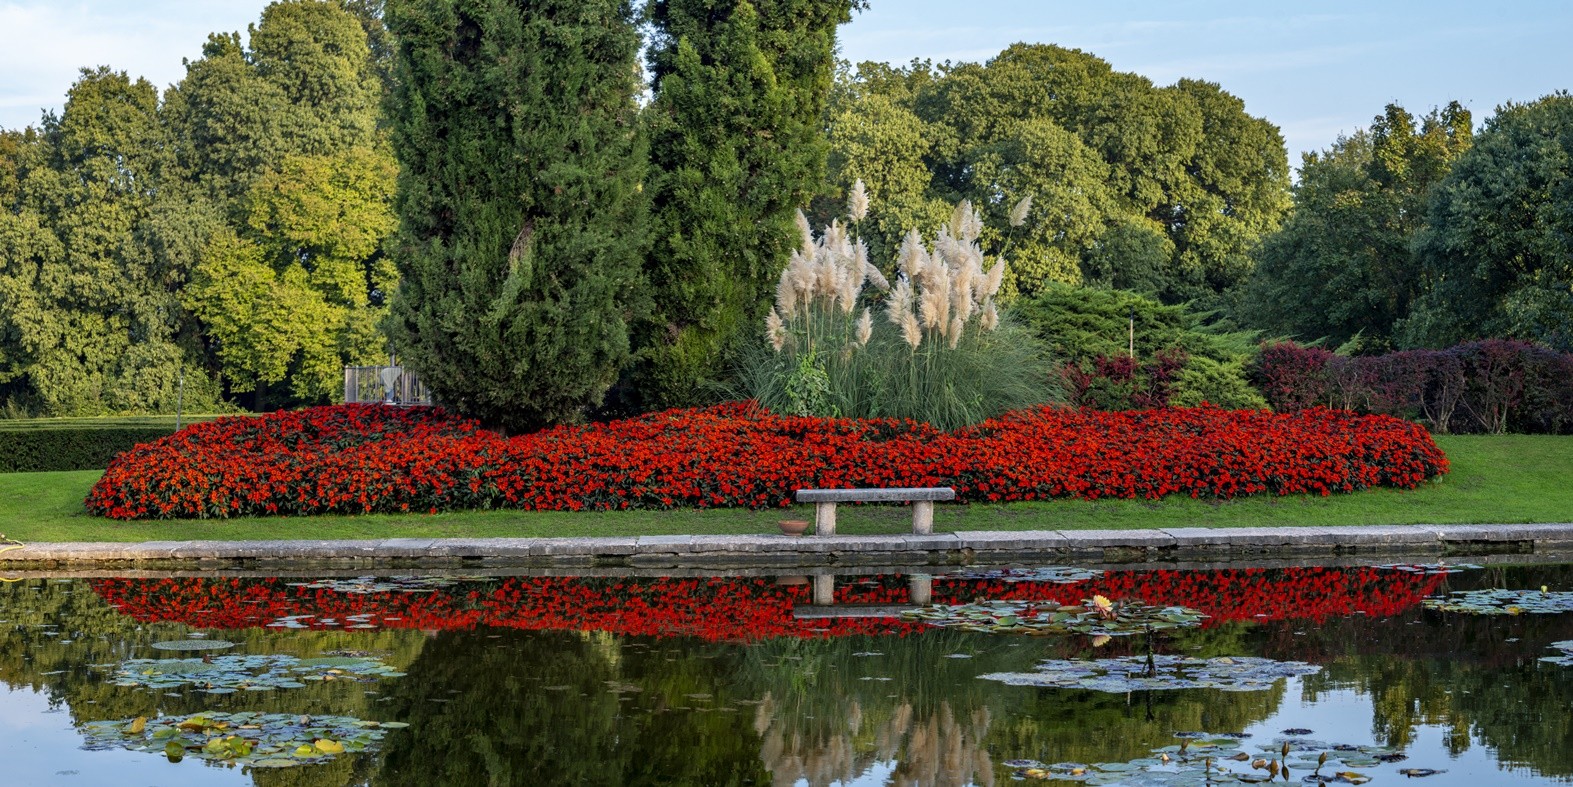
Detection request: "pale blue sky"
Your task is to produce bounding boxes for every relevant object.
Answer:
[2,1,1570,166]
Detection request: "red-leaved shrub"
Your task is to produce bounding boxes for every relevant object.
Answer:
[1253,339,1573,433]
[86,402,1448,520]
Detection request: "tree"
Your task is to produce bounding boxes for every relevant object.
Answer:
[163,0,395,409]
[828,44,1290,303]
[183,149,397,401]
[1244,102,1472,349]
[1400,94,1573,352]
[0,69,222,415]
[625,0,859,411]
[385,0,648,432]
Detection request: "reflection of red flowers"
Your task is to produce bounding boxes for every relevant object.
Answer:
[90,567,1444,643]
[85,402,1447,520]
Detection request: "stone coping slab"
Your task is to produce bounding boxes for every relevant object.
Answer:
[2,523,1571,569]
[796,487,956,502]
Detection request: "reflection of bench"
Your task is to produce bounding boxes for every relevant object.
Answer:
[794,487,956,536]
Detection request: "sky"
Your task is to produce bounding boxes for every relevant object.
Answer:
[2,1,1571,167]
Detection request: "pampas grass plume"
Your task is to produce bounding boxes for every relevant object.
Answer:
[848,178,869,223]
[1009,195,1032,228]
[775,268,797,318]
[766,309,787,352]
[901,311,922,349]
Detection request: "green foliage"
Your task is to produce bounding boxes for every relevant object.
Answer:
[742,317,1056,430]
[826,44,1291,304]
[1015,283,1266,409]
[184,148,397,400]
[0,1,395,416]
[1400,93,1573,352]
[0,418,217,472]
[0,69,225,417]
[166,1,393,409]
[628,0,858,411]
[1244,102,1472,349]
[385,0,648,433]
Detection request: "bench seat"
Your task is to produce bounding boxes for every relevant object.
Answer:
[793,487,956,535]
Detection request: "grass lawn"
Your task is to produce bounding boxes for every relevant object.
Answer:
[1,435,1568,543]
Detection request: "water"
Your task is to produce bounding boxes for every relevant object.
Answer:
[1,558,1571,786]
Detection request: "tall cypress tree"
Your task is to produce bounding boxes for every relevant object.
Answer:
[628,0,856,410]
[384,0,647,432]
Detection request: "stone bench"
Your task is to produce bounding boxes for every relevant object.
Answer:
[793,487,956,536]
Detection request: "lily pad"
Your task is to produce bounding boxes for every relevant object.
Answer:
[1012,733,1415,785]
[79,712,401,769]
[1422,588,1573,615]
[1540,640,1573,666]
[901,597,1205,636]
[980,655,1321,692]
[1370,562,1481,575]
[111,654,406,693]
[942,566,1104,584]
[150,639,236,651]
[285,575,496,594]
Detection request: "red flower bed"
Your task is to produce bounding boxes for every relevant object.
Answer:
[85,402,1447,520]
[90,567,1444,642]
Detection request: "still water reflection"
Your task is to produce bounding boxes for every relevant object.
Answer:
[0,559,1571,786]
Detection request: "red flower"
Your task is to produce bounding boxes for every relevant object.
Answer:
[85,402,1448,520]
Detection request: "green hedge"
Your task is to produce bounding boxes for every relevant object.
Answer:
[0,416,223,472]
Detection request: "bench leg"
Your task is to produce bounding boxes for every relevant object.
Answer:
[814,501,837,536]
[812,574,835,605]
[908,574,933,605]
[911,500,934,534]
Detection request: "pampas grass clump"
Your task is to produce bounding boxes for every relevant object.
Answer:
[743,182,1058,430]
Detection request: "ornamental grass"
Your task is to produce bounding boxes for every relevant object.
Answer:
[745,185,1057,430]
[86,401,1448,521]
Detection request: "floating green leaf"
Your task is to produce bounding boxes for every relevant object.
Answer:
[1540,640,1573,666]
[1011,733,1419,785]
[150,639,235,651]
[942,567,1105,584]
[110,654,406,693]
[901,598,1204,636]
[285,576,497,594]
[80,712,403,769]
[981,655,1320,692]
[1422,588,1573,615]
[1370,562,1481,575]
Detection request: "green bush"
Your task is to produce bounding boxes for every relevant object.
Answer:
[741,195,1059,430]
[0,416,220,472]
[1016,283,1267,409]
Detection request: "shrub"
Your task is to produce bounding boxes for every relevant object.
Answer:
[1017,283,1266,410]
[743,192,1057,430]
[1252,339,1573,433]
[0,416,221,472]
[87,402,1448,520]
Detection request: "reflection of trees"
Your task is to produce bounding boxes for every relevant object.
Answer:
[1289,609,1573,778]
[0,579,430,787]
[373,629,769,786]
[734,626,1287,786]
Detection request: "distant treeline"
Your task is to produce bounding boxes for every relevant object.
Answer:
[1,0,1568,423]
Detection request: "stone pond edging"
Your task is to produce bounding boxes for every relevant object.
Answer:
[3,523,1573,570]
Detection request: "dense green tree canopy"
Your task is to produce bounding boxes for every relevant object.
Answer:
[1243,102,1472,349]
[384,0,648,432]
[825,44,1292,305]
[625,0,859,411]
[1399,93,1573,352]
[0,69,222,415]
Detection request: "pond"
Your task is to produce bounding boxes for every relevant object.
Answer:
[2,557,1572,786]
